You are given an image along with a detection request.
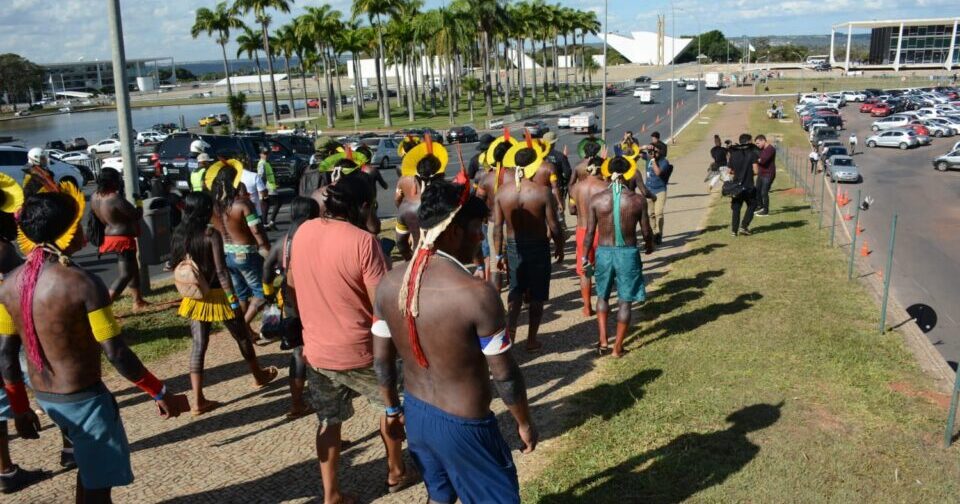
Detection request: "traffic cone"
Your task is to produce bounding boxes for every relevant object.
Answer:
[655,115,661,124]
[860,241,871,256]
[856,223,865,235]
[667,108,672,116]
[640,123,646,133]
[843,211,853,221]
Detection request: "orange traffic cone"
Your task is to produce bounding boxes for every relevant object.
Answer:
[640,123,646,133]
[655,115,661,124]
[860,241,871,256]
[856,223,865,235]
[842,211,853,221]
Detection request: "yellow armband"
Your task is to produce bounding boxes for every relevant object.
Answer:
[568,197,576,206]
[549,174,558,183]
[88,306,121,342]
[396,222,409,234]
[0,303,16,335]
[263,283,276,297]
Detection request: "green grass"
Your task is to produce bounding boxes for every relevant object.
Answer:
[521,164,960,500]
[112,283,192,362]
[758,76,943,95]
[666,103,724,160]
[748,100,810,149]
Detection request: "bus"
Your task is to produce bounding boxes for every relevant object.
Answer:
[805,55,829,67]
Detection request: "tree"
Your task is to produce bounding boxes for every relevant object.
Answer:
[675,30,741,64]
[191,2,245,127]
[275,23,299,118]
[462,75,480,121]
[298,5,342,128]
[236,25,270,126]
[233,0,293,122]
[157,68,198,82]
[0,54,42,110]
[352,0,403,128]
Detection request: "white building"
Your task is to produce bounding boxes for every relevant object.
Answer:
[832,17,960,72]
[600,31,693,65]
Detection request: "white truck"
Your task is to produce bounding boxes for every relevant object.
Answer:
[635,89,653,104]
[569,112,598,134]
[705,72,723,90]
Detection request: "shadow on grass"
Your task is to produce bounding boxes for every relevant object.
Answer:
[750,220,807,234]
[537,402,783,504]
[633,292,763,349]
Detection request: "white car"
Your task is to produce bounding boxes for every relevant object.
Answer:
[557,115,570,129]
[0,145,84,187]
[919,120,955,137]
[101,156,124,172]
[57,151,93,164]
[871,115,911,131]
[685,82,697,91]
[649,82,661,90]
[87,138,121,155]
[842,91,867,102]
[866,130,920,150]
[136,130,167,144]
[44,149,67,160]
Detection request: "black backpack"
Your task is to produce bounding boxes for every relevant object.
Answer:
[660,163,674,184]
[84,210,105,252]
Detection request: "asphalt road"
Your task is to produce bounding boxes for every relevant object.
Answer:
[834,108,960,368]
[76,84,719,293]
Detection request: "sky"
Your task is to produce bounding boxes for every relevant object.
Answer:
[2,0,958,64]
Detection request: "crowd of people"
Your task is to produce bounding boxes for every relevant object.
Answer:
[707,133,778,235]
[0,126,677,502]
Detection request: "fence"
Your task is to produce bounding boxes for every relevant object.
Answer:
[485,86,606,130]
[775,143,960,448]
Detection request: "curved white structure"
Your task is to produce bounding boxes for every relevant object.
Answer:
[601,31,693,65]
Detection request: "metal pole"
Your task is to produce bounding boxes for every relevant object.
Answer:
[696,19,701,117]
[848,189,861,280]
[818,169,826,228]
[107,0,150,293]
[879,214,898,333]
[601,0,608,143]
[830,178,838,246]
[945,369,960,447]
[670,3,675,141]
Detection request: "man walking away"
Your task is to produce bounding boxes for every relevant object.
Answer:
[242,153,269,222]
[754,135,776,217]
[568,143,607,316]
[808,148,819,174]
[91,169,149,309]
[728,134,759,236]
[257,148,280,229]
[374,180,536,504]
[643,146,671,245]
[707,135,728,188]
[848,131,858,156]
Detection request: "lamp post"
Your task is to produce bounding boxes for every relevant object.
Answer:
[670,2,675,141]
[601,0,608,143]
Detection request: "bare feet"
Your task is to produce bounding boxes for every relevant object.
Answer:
[253,366,279,389]
[612,347,628,358]
[524,341,543,353]
[285,405,313,419]
[191,399,222,416]
[132,299,152,312]
[582,306,595,316]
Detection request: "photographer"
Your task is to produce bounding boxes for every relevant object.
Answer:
[727,133,759,236]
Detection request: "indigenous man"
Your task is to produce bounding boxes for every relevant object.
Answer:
[0,182,180,503]
[395,136,447,261]
[374,179,537,504]
[475,132,518,286]
[583,154,655,357]
[568,141,607,316]
[394,134,422,208]
[493,139,564,352]
[568,137,605,188]
[313,148,381,236]
[91,168,149,309]
[206,162,271,333]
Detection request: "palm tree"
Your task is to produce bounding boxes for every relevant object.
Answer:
[337,23,367,124]
[462,76,481,121]
[298,5,342,128]
[191,2,244,127]
[236,26,270,126]
[292,15,313,118]
[233,0,292,123]
[352,0,403,128]
[275,24,299,118]
[578,10,600,87]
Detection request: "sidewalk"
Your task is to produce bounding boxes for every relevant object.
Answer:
[7,103,738,503]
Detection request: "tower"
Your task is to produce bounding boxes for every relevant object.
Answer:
[656,15,666,66]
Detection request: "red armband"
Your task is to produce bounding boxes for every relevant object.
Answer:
[133,370,165,400]
[4,381,29,415]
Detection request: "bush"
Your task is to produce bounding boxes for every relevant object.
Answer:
[205,125,215,134]
[218,125,230,135]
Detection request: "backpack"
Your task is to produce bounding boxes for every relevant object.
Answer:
[173,255,210,300]
[660,163,674,184]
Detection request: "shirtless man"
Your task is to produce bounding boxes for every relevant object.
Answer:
[475,137,517,287]
[208,164,271,333]
[393,135,422,209]
[395,138,446,261]
[583,155,655,357]
[568,136,605,188]
[493,144,564,352]
[568,141,607,316]
[374,180,536,504]
[0,187,178,503]
[91,168,149,309]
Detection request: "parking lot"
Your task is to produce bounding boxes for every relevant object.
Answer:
[834,103,960,367]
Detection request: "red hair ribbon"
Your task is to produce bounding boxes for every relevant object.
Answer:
[456,174,471,205]
[404,249,432,368]
[524,130,533,149]
[424,134,434,155]
[344,144,353,161]
[503,128,511,142]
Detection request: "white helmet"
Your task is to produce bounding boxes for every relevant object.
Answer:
[27,147,47,167]
[190,139,211,155]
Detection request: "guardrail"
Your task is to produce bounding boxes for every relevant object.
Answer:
[485,87,604,130]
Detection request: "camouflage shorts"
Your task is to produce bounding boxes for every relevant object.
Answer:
[306,366,388,427]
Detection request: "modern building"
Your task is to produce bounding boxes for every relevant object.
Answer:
[40,57,177,94]
[832,18,960,72]
[600,31,693,65]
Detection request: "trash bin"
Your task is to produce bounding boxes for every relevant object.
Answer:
[140,197,171,266]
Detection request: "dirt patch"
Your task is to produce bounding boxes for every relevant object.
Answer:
[889,381,951,411]
[784,188,806,196]
[809,403,849,434]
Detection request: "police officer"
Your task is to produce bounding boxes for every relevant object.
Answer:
[188,139,211,192]
[190,153,212,192]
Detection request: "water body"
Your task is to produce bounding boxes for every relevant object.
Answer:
[0,99,310,147]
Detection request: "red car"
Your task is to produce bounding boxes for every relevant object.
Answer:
[859,100,878,113]
[908,122,930,136]
[870,103,892,117]
[307,98,320,109]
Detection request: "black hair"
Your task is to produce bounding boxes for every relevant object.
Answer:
[172,192,215,277]
[402,139,419,154]
[19,192,77,245]
[739,133,753,145]
[609,157,631,174]
[651,131,661,139]
[514,148,537,167]
[493,142,511,164]
[323,175,373,228]
[355,145,373,161]
[583,141,601,158]
[418,180,489,230]
[755,134,767,142]
[0,213,16,242]
[211,166,238,212]
[318,139,341,157]
[416,155,442,179]
[97,168,121,193]
[289,196,320,224]
[335,158,359,170]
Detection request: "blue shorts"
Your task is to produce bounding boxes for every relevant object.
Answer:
[35,382,133,490]
[225,250,265,301]
[480,222,490,259]
[0,386,9,422]
[594,246,646,303]
[405,393,519,504]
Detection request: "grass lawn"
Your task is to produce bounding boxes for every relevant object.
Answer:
[666,103,724,160]
[112,283,192,363]
[758,76,942,95]
[521,175,960,500]
[747,100,811,149]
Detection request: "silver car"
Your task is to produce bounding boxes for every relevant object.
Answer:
[825,155,860,183]
[866,130,920,150]
[370,136,403,170]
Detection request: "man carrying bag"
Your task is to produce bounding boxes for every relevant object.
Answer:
[725,133,760,236]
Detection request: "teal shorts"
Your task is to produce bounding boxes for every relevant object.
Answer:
[594,246,646,303]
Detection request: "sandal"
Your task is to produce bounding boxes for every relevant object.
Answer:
[253,367,279,389]
[387,469,420,493]
[191,400,222,417]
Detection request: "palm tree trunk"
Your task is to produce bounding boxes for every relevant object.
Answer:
[284,57,296,118]
[374,52,384,119]
[254,53,268,126]
[299,59,310,118]
[481,30,493,117]
[494,39,503,105]
[517,37,526,110]
[322,50,335,128]
[469,90,474,121]
[541,39,549,97]
[503,37,511,113]
[375,16,392,128]
[314,64,325,117]
[446,56,455,125]
[334,53,344,115]
[563,34,570,94]
[261,22,281,122]
[428,54,437,117]
[219,38,236,128]
[404,52,415,122]
[552,32,560,99]
[352,56,361,125]
[529,38,538,103]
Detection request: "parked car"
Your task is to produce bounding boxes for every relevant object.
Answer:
[446,126,479,144]
[685,82,697,91]
[822,145,849,163]
[557,115,571,129]
[605,85,617,96]
[217,113,230,124]
[825,155,860,182]
[65,137,88,152]
[634,76,652,83]
[933,149,960,171]
[13,111,30,117]
[866,130,920,149]
[812,127,840,145]
[859,101,878,113]
[270,134,316,156]
[306,98,320,109]
[58,151,92,164]
[906,122,931,137]
[0,145,84,187]
[137,130,167,145]
[523,120,550,138]
[871,115,910,131]
[924,118,958,136]
[198,115,221,127]
[45,140,67,151]
[277,104,291,115]
[87,138,122,155]
[842,91,867,102]
[649,81,661,90]
[44,149,67,160]
[870,103,893,117]
[371,137,403,171]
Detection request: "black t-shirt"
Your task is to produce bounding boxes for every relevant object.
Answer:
[710,146,728,167]
[728,144,758,189]
[652,140,668,159]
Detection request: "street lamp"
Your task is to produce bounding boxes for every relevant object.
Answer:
[670,2,675,142]
[601,0,608,144]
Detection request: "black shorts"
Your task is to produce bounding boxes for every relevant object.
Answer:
[506,239,551,302]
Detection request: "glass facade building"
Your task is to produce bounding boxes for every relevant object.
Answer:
[870,24,960,65]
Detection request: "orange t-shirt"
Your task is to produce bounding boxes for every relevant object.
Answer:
[290,218,386,370]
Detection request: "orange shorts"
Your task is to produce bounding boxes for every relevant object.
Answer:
[100,235,137,255]
[575,226,599,276]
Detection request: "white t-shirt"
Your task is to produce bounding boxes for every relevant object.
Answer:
[241,169,266,209]
[809,151,820,161]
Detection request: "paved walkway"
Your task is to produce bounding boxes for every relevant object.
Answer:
[8,102,751,503]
